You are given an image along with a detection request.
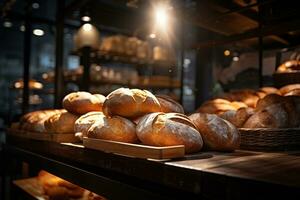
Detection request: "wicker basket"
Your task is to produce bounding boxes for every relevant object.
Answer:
[239,128,300,151]
[273,72,300,88]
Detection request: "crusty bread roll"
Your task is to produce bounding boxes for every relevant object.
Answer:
[189,113,240,151]
[38,170,84,199]
[87,115,138,143]
[231,101,247,110]
[279,84,300,95]
[44,111,79,133]
[136,112,203,153]
[244,103,290,128]
[103,88,161,118]
[255,94,284,111]
[259,87,281,95]
[74,112,104,139]
[284,89,300,96]
[19,109,64,132]
[197,99,236,115]
[220,107,255,128]
[222,90,259,108]
[63,91,105,114]
[156,94,184,113]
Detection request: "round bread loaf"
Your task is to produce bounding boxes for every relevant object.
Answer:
[243,103,290,128]
[234,107,255,127]
[44,111,79,133]
[63,91,104,114]
[255,94,284,111]
[189,113,240,151]
[284,89,300,96]
[102,88,161,118]
[222,90,259,108]
[231,101,247,110]
[87,115,138,143]
[219,110,237,126]
[74,111,104,139]
[280,84,300,95]
[156,94,184,113]
[136,112,203,153]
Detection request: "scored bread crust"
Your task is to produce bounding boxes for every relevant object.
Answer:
[74,111,104,138]
[87,115,138,143]
[136,112,203,153]
[103,88,161,118]
[156,95,184,114]
[63,91,104,114]
[189,113,240,151]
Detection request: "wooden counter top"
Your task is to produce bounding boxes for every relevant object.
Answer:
[4,134,300,200]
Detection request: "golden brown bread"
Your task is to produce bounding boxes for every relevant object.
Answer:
[103,88,161,118]
[221,89,259,108]
[88,192,108,200]
[277,60,300,73]
[63,91,104,114]
[189,113,240,151]
[74,112,104,139]
[259,87,281,95]
[279,84,300,95]
[19,109,64,132]
[255,94,284,111]
[136,112,203,153]
[284,89,300,96]
[38,170,84,200]
[87,115,138,143]
[156,94,184,114]
[44,111,79,133]
[220,107,255,128]
[197,99,236,115]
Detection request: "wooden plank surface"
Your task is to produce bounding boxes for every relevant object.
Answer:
[83,137,185,159]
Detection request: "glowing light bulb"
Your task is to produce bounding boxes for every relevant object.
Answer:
[82,23,92,31]
[33,29,44,36]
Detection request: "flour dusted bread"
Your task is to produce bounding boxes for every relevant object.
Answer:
[220,107,255,128]
[44,111,79,133]
[189,113,240,151]
[87,115,138,143]
[63,91,105,114]
[136,112,203,153]
[156,94,184,113]
[74,111,104,139]
[103,88,161,118]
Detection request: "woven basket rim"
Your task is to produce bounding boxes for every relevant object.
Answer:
[239,128,300,132]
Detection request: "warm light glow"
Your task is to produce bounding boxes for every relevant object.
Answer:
[233,56,239,61]
[3,21,12,28]
[32,2,39,9]
[33,29,44,36]
[20,25,25,32]
[82,23,93,31]
[224,50,231,56]
[149,33,156,38]
[81,16,91,22]
[154,5,169,31]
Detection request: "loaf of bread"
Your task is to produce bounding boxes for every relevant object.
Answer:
[255,94,284,111]
[136,112,203,153]
[284,89,300,96]
[19,109,63,132]
[87,115,138,143]
[222,89,259,108]
[279,84,300,95]
[88,192,107,200]
[156,94,184,113]
[63,92,105,114]
[44,111,79,133]
[103,88,161,118]
[38,170,84,199]
[220,107,255,128]
[189,113,240,151]
[74,112,104,139]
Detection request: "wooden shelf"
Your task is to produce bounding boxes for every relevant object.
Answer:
[4,134,300,200]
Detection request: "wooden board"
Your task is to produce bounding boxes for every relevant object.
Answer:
[83,137,185,159]
[7,128,80,143]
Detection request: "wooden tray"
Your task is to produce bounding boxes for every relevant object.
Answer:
[83,137,185,159]
[7,128,80,143]
[239,128,300,151]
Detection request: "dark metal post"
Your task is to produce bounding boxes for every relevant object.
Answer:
[81,47,91,91]
[179,7,185,104]
[22,1,32,114]
[258,0,263,87]
[54,0,65,108]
